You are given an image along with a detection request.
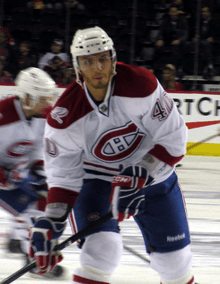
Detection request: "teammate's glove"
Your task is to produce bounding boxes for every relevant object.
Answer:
[29,217,66,274]
[14,171,47,198]
[9,165,47,198]
[0,168,16,190]
[0,167,47,195]
[110,165,154,222]
[28,166,46,186]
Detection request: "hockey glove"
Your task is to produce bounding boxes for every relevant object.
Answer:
[0,167,47,196]
[29,217,66,274]
[111,165,154,222]
[11,168,47,198]
[0,168,15,190]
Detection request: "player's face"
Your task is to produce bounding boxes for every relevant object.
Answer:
[163,69,173,80]
[169,7,178,20]
[202,7,210,20]
[78,51,113,92]
[51,44,62,53]
[22,94,53,118]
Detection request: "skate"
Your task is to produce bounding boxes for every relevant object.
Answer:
[7,239,22,254]
[25,254,66,280]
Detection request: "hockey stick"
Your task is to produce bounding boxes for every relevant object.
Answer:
[124,245,151,264]
[0,211,113,284]
[186,130,220,152]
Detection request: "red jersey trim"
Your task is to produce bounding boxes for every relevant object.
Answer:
[114,62,158,98]
[47,187,79,206]
[0,96,21,126]
[30,160,44,168]
[47,63,158,129]
[83,161,120,172]
[41,106,52,119]
[47,81,94,129]
[148,144,184,167]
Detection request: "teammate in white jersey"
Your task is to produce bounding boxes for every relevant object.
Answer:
[0,67,65,279]
[29,27,196,284]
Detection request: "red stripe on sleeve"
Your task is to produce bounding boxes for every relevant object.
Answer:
[47,187,79,207]
[148,144,184,167]
[31,160,44,168]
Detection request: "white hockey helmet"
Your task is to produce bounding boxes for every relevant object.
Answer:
[15,67,57,110]
[70,26,116,86]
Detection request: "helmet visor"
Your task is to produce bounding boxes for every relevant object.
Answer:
[78,51,113,72]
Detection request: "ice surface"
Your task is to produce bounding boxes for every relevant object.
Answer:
[0,155,219,284]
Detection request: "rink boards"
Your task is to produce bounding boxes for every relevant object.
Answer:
[0,84,220,156]
[169,91,220,156]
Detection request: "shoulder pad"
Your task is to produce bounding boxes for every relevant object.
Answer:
[47,81,93,129]
[114,63,158,98]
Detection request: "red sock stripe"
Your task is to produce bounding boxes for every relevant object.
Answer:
[160,276,194,284]
[188,276,194,284]
[73,275,109,284]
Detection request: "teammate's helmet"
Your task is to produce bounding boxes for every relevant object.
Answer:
[15,67,56,110]
[70,26,116,86]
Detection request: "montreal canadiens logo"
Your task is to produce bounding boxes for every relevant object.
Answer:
[7,141,35,157]
[92,121,145,162]
[88,212,100,221]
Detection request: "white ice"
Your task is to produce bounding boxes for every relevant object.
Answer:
[0,155,219,284]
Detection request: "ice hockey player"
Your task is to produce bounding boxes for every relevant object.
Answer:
[29,27,196,284]
[0,67,64,279]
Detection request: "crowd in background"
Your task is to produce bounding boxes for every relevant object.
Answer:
[0,0,220,90]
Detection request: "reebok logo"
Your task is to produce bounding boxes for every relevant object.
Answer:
[167,233,185,242]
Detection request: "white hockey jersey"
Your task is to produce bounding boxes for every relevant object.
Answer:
[0,97,48,176]
[44,63,187,195]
